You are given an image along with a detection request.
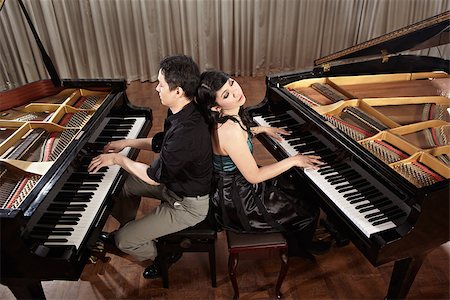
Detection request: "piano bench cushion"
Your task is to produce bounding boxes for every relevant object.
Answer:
[225,230,289,299]
[227,231,287,251]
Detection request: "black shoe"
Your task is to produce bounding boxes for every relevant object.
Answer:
[99,231,116,246]
[305,240,331,255]
[143,252,183,279]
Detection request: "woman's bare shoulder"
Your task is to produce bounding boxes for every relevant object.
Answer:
[217,120,244,139]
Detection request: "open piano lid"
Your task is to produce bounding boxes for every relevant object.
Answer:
[314,10,450,67]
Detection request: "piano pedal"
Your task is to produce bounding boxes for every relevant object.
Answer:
[315,231,332,241]
[319,218,350,247]
[314,223,332,241]
[88,241,111,264]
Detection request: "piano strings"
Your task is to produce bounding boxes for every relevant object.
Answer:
[287,88,321,107]
[393,160,445,187]
[72,95,103,109]
[360,140,409,164]
[311,82,348,102]
[0,109,50,122]
[279,72,450,189]
[324,114,371,140]
[400,125,449,149]
[0,88,109,210]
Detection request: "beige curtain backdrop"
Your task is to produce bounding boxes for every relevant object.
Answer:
[0,0,449,91]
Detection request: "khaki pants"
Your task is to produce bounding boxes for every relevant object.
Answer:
[111,174,209,261]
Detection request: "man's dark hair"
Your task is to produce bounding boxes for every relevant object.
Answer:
[159,55,200,101]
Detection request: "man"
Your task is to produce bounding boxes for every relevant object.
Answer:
[88,54,212,279]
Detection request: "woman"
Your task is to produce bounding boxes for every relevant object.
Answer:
[196,71,329,256]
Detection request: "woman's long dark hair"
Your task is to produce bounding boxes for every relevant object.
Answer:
[197,71,253,132]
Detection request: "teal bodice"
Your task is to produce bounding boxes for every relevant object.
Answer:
[213,136,253,172]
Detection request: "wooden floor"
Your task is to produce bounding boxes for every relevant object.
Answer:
[1,77,449,300]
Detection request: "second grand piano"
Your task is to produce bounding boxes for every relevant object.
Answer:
[0,1,152,298]
[248,11,449,300]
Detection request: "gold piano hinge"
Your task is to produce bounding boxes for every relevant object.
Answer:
[381,50,389,63]
[322,63,331,72]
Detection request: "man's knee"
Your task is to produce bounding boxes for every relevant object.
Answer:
[115,229,157,260]
[120,175,142,199]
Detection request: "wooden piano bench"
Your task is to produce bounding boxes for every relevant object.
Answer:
[226,230,289,300]
[155,219,217,288]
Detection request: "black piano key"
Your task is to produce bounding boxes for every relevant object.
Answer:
[29,236,69,242]
[57,191,94,197]
[288,136,317,146]
[358,200,393,213]
[40,220,78,226]
[337,181,371,193]
[330,174,362,185]
[99,129,130,135]
[349,193,388,205]
[294,142,324,152]
[327,172,360,184]
[373,211,407,225]
[65,176,104,183]
[325,168,356,180]
[266,119,298,127]
[348,197,369,204]
[103,123,133,129]
[41,212,82,218]
[314,149,335,158]
[55,192,93,197]
[69,166,109,174]
[320,164,349,175]
[259,112,289,119]
[47,206,86,212]
[334,179,369,190]
[343,186,377,198]
[31,231,72,236]
[54,197,90,203]
[366,209,406,226]
[364,205,397,218]
[347,190,382,201]
[32,225,75,231]
[349,191,385,203]
[367,206,399,222]
[355,197,390,210]
[372,219,392,226]
[106,119,135,125]
[96,136,128,141]
[63,183,99,189]
[49,203,88,208]
[285,131,312,140]
[45,238,69,242]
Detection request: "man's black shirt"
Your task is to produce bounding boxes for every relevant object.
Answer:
[147,101,212,197]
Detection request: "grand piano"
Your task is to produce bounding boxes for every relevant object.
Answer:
[248,11,449,300]
[0,0,152,298]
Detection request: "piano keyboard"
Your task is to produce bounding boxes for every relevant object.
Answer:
[29,116,146,249]
[254,111,409,238]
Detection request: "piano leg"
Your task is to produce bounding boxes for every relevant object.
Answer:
[6,280,45,299]
[385,253,427,300]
